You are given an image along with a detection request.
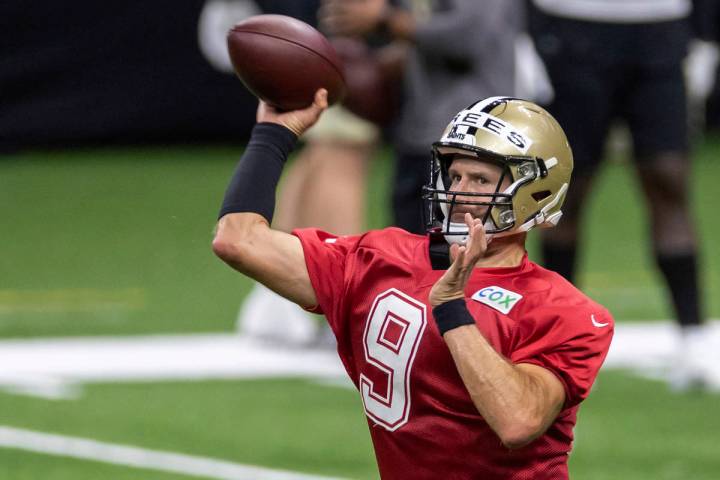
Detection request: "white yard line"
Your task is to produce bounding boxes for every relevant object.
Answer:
[0,334,346,399]
[0,321,718,400]
[0,426,344,480]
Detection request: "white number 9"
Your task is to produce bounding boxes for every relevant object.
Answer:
[359,289,427,431]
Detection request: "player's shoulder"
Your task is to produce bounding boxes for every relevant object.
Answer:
[295,226,427,261]
[517,260,613,322]
[359,226,425,245]
[355,227,428,261]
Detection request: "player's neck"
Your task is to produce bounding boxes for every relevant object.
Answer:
[474,233,526,269]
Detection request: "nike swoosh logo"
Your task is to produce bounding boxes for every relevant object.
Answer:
[591,314,609,328]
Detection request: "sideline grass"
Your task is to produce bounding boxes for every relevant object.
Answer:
[0,378,376,479]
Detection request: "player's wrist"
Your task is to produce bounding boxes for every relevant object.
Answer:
[432,298,475,336]
[253,122,299,146]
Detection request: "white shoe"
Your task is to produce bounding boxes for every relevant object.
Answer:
[237,283,319,346]
[668,325,712,392]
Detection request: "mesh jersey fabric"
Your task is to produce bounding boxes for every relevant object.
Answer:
[293,227,613,480]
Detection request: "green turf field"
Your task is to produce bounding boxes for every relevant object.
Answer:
[0,373,718,479]
[1,137,719,478]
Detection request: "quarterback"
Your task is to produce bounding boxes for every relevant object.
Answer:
[213,90,614,479]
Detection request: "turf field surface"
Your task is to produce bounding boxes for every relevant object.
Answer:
[1,137,719,478]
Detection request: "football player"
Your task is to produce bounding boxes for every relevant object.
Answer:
[213,90,613,479]
[529,0,708,390]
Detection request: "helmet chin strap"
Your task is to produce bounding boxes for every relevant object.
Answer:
[443,220,501,246]
[443,222,470,246]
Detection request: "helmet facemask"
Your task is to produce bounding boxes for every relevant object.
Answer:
[422,145,551,244]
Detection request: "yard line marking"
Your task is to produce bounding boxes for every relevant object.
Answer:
[0,321,718,400]
[0,334,345,399]
[0,426,345,480]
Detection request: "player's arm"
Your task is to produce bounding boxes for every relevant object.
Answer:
[440,325,565,450]
[212,90,329,307]
[429,214,565,449]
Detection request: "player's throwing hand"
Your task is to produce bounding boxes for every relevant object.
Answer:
[257,88,328,137]
[429,213,488,307]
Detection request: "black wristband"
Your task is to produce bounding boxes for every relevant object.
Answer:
[432,298,475,336]
[218,123,298,221]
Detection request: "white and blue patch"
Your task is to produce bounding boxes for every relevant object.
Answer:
[471,285,523,314]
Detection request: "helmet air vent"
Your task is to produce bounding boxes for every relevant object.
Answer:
[532,190,552,202]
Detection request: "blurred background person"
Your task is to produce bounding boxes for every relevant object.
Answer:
[694,0,720,134]
[528,0,711,390]
[321,0,524,234]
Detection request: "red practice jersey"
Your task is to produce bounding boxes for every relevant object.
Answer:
[294,227,614,480]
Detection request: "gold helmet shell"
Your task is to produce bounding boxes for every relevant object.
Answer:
[423,96,573,241]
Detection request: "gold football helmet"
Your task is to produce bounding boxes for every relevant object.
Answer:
[422,96,573,243]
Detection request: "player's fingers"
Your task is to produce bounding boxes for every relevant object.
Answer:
[313,88,329,110]
[463,213,475,242]
[449,243,462,265]
[466,223,484,257]
[461,213,477,266]
[449,244,467,277]
[464,212,474,229]
[462,220,486,267]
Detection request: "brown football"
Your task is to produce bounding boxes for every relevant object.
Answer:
[227,14,346,111]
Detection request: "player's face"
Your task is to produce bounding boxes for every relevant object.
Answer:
[446,156,509,223]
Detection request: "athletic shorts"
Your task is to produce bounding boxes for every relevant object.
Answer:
[532,15,690,175]
[304,104,380,144]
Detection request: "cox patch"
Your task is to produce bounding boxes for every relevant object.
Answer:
[471,286,522,314]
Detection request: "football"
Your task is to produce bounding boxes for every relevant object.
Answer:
[227,14,346,111]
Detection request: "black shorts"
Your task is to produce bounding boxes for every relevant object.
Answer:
[532,15,690,175]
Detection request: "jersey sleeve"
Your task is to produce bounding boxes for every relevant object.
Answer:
[510,305,614,409]
[292,228,361,322]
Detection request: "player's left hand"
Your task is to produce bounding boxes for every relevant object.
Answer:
[429,213,488,307]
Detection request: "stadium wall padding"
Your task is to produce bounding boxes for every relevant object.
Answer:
[0,0,319,150]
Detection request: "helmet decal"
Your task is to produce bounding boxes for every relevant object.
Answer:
[441,110,533,154]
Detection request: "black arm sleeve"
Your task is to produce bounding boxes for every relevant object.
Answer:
[218,123,298,222]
